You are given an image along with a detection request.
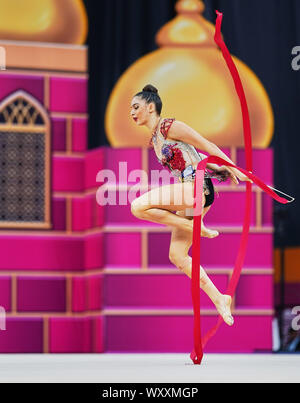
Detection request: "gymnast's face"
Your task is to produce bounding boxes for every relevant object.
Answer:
[130,96,154,126]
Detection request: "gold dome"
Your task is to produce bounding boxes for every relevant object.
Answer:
[105,0,274,148]
[0,0,88,44]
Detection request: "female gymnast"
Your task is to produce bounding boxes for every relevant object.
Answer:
[130,84,252,326]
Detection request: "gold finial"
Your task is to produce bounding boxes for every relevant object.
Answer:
[175,0,204,14]
[156,0,216,47]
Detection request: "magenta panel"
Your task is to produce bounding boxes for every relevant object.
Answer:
[49,77,87,113]
[0,277,11,311]
[104,190,147,225]
[104,233,141,267]
[72,195,94,231]
[51,197,66,231]
[105,315,191,352]
[199,233,273,268]
[17,277,66,312]
[49,317,92,353]
[105,149,142,184]
[205,190,256,226]
[52,156,85,192]
[87,275,103,310]
[72,275,102,312]
[85,233,104,270]
[92,316,104,352]
[72,276,86,312]
[262,193,273,226]
[51,117,66,151]
[235,275,273,309]
[86,148,105,189]
[203,315,273,353]
[104,274,228,308]
[237,149,273,185]
[0,318,43,353]
[148,232,273,268]
[104,315,272,352]
[95,202,104,228]
[0,74,44,104]
[0,236,84,271]
[148,233,183,268]
[72,118,88,152]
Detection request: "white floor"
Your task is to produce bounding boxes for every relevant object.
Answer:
[0,353,299,383]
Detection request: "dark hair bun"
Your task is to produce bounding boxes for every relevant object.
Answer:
[142,84,158,94]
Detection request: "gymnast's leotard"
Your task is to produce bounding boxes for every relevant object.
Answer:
[149,118,217,207]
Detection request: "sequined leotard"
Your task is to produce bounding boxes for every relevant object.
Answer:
[150,118,217,207]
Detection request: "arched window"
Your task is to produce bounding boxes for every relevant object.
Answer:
[0,91,51,229]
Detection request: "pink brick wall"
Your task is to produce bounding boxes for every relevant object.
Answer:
[72,118,88,152]
[104,274,228,308]
[52,156,85,192]
[147,232,272,268]
[51,118,66,151]
[49,317,93,353]
[235,275,273,308]
[0,66,104,354]
[52,198,67,231]
[17,277,66,312]
[0,277,11,312]
[104,233,142,267]
[49,77,87,113]
[0,318,43,353]
[0,236,85,271]
[72,275,103,312]
[0,74,44,103]
[48,317,104,353]
[105,315,272,353]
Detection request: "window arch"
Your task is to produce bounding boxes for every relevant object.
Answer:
[0,91,51,229]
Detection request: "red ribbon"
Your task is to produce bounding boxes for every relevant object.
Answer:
[190,11,289,365]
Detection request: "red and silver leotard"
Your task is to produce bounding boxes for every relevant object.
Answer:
[150,118,215,195]
[149,118,230,206]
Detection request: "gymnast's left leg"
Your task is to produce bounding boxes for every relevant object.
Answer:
[200,204,219,238]
[130,182,218,238]
[169,210,234,326]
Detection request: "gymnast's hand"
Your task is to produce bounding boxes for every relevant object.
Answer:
[215,165,239,185]
[229,167,253,184]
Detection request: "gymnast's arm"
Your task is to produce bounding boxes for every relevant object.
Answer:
[167,120,251,183]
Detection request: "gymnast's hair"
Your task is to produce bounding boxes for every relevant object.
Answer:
[135,84,162,115]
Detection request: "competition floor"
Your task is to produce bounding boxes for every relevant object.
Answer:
[0,353,299,383]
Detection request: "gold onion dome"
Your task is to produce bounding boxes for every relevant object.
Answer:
[105,0,273,148]
[0,0,87,44]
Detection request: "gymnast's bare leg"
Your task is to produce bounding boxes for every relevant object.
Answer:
[131,181,233,325]
[169,210,233,326]
[131,182,218,238]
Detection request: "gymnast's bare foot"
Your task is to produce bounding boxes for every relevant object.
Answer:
[215,295,234,326]
[185,220,219,238]
[201,224,219,238]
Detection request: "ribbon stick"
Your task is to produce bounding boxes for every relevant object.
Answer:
[190,169,204,364]
[190,10,290,365]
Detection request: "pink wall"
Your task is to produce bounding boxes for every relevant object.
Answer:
[0,69,104,353]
